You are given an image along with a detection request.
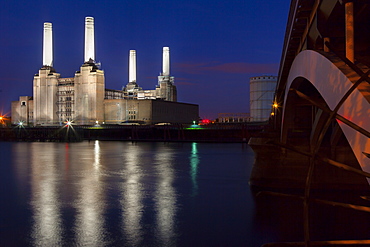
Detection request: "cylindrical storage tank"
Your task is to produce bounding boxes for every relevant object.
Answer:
[249,75,277,122]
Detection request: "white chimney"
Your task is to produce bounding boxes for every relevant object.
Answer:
[43,22,53,67]
[162,47,170,76]
[84,17,95,62]
[129,50,136,83]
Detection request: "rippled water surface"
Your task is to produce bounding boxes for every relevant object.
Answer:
[1,141,264,246]
[1,141,369,246]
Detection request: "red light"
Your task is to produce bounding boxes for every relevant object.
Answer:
[200,119,211,125]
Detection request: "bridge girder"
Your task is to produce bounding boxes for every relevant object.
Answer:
[281,50,370,181]
[276,0,370,117]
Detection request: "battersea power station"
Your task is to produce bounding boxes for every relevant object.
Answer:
[11,17,199,126]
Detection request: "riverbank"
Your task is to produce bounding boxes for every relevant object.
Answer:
[0,123,265,142]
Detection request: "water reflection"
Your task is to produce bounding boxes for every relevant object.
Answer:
[154,145,177,246]
[190,142,199,196]
[120,143,144,246]
[74,140,107,246]
[28,143,63,246]
[64,143,70,171]
[4,142,272,246]
[12,143,33,189]
[93,140,100,170]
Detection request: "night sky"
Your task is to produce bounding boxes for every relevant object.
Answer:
[0,0,290,119]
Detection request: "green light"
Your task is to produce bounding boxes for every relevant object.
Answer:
[185,125,203,130]
[190,142,199,196]
[88,126,104,129]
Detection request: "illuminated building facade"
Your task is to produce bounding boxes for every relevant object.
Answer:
[249,75,277,122]
[11,17,196,126]
[217,113,251,123]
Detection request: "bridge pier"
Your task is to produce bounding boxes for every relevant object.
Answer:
[249,134,369,192]
[249,136,308,191]
[251,1,370,245]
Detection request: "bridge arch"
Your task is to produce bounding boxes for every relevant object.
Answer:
[282,50,370,176]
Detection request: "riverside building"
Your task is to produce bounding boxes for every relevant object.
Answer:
[11,17,198,126]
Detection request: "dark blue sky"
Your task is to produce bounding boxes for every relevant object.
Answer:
[0,0,290,119]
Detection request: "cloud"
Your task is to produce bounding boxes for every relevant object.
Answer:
[174,62,279,75]
[176,81,198,86]
[173,62,211,75]
[174,77,199,86]
[145,74,199,86]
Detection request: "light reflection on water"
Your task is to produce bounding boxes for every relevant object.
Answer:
[29,143,63,246]
[2,141,370,246]
[2,141,266,246]
[74,140,107,246]
[190,142,199,197]
[154,145,177,246]
[120,143,144,246]
[93,140,100,170]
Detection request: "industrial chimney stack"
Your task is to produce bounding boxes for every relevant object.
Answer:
[162,47,170,76]
[43,22,53,67]
[157,46,176,101]
[34,22,59,126]
[84,17,95,63]
[129,50,136,83]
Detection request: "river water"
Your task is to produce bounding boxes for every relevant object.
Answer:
[0,141,369,246]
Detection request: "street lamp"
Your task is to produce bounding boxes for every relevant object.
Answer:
[272,102,279,129]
